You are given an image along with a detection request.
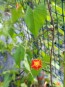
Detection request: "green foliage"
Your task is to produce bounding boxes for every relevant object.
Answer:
[41,51,50,63]
[3,74,11,87]
[25,3,47,37]
[64,52,65,87]
[0,40,6,52]
[0,0,64,86]
[24,54,31,72]
[31,68,41,76]
[8,27,15,38]
[11,7,22,23]
[21,83,27,87]
[58,28,64,35]
[23,54,35,82]
[13,45,25,67]
[51,1,65,22]
[52,1,65,15]
[41,51,50,69]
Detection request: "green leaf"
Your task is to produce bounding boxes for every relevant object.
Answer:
[41,51,50,68]
[13,45,25,66]
[24,54,31,72]
[26,73,34,83]
[51,2,65,22]
[3,74,11,87]
[21,83,27,87]
[51,2,63,15]
[25,3,47,37]
[8,27,16,38]
[41,51,50,63]
[58,28,64,35]
[0,40,6,52]
[23,54,34,81]
[11,8,22,23]
[31,68,41,76]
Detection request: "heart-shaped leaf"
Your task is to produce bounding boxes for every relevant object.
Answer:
[25,3,47,37]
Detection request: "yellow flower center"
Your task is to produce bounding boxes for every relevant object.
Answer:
[34,61,40,67]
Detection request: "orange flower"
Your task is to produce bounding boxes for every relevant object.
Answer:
[16,2,21,9]
[56,82,61,86]
[31,59,42,70]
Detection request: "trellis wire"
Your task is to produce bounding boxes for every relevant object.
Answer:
[42,0,65,86]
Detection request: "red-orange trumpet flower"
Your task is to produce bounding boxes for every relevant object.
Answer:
[31,59,42,70]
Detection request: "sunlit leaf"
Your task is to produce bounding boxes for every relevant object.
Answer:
[41,51,50,63]
[21,83,27,87]
[23,54,34,81]
[24,54,31,72]
[58,28,64,35]
[25,3,47,37]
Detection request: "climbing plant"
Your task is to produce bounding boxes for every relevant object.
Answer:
[0,0,65,87]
